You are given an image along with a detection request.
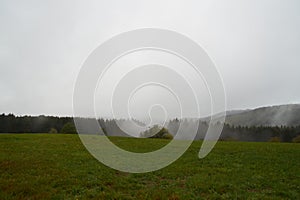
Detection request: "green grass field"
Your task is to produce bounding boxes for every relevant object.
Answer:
[0,134,299,199]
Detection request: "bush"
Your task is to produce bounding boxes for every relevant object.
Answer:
[292,135,300,143]
[141,125,173,139]
[48,128,58,134]
[162,133,174,139]
[269,137,281,142]
[61,122,77,134]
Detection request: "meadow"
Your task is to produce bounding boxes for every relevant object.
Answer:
[0,134,299,199]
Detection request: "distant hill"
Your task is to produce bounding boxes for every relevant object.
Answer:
[165,104,300,142]
[224,104,300,127]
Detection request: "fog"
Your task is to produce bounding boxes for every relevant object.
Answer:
[1,0,300,119]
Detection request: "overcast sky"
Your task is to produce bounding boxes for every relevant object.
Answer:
[0,0,300,118]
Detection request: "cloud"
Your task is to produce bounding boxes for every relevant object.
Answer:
[0,0,300,117]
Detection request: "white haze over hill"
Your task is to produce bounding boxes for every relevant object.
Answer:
[98,104,300,139]
[0,0,300,120]
[223,104,300,127]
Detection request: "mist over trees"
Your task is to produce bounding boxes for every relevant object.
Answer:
[0,113,300,142]
[224,104,300,127]
[167,118,300,142]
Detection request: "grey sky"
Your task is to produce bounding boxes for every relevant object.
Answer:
[0,0,300,118]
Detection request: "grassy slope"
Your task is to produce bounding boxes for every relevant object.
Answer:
[0,134,299,200]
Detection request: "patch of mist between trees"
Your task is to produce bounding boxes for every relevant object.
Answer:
[1,114,300,142]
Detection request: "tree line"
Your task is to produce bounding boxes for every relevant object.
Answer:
[0,113,299,142]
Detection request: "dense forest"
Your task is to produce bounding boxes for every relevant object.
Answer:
[0,114,73,133]
[0,113,300,142]
[167,119,300,142]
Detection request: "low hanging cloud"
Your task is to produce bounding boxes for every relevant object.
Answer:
[0,0,300,117]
